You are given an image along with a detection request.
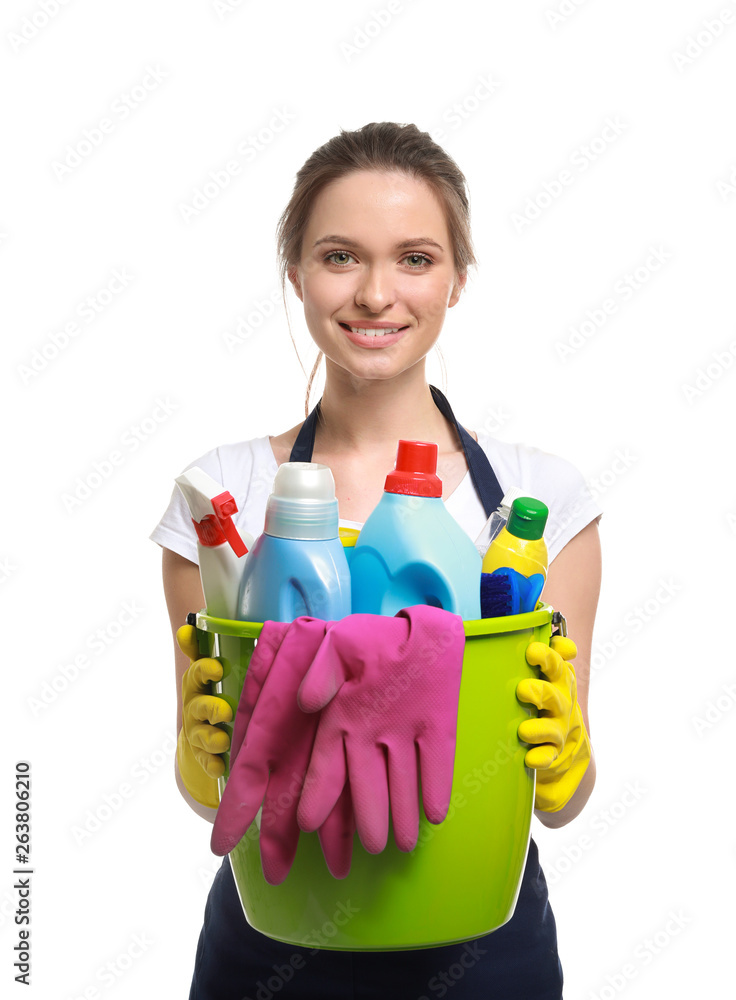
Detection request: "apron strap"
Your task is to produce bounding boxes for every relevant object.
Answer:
[428,386,504,519]
[289,385,503,518]
[288,400,321,464]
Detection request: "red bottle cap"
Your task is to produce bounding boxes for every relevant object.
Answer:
[384,440,442,497]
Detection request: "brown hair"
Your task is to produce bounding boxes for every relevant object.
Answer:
[275,122,477,413]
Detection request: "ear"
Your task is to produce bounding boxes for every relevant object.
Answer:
[288,265,304,302]
[448,270,467,308]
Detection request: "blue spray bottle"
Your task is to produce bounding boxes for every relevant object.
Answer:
[237,463,351,623]
[350,440,482,620]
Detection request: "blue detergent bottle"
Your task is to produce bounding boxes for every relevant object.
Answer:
[237,463,351,623]
[351,440,482,620]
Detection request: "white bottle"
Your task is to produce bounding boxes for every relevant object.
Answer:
[474,487,526,559]
[175,467,253,620]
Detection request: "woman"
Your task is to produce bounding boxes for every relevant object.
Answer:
[152,121,602,998]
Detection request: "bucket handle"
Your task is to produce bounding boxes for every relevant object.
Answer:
[551,610,567,637]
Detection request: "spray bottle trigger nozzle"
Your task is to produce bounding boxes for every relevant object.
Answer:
[211,491,248,558]
[213,493,237,519]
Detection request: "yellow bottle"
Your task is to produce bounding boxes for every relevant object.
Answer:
[482,497,549,611]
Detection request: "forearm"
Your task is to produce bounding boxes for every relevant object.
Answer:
[163,548,222,821]
[534,521,601,829]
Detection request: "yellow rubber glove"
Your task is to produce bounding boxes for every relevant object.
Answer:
[176,624,233,809]
[516,636,592,813]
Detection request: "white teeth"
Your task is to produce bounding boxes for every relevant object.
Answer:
[350,327,399,337]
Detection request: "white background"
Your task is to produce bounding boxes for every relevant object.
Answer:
[2,1,735,997]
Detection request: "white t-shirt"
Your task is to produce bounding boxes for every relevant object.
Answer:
[150,431,602,564]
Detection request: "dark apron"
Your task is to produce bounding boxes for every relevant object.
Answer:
[189,387,563,1000]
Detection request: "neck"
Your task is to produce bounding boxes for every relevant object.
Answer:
[315,360,458,456]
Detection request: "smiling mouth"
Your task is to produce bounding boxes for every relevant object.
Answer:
[339,323,409,338]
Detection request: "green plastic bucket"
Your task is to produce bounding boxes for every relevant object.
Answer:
[194,605,553,951]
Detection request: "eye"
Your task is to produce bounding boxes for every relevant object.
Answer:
[323,250,434,269]
[403,253,433,269]
[324,250,356,267]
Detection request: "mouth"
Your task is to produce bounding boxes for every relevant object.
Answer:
[338,322,409,338]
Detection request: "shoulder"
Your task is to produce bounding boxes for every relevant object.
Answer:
[184,436,275,497]
[150,436,278,564]
[475,431,603,562]
[268,420,305,467]
[474,429,584,490]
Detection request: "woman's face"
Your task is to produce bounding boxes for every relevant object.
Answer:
[289,170,466,382]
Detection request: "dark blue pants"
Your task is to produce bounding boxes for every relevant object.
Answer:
[189,838,563,999]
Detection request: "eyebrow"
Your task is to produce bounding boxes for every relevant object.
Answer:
[312,234,445,252]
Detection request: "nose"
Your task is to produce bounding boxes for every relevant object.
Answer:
[353,263,396,314]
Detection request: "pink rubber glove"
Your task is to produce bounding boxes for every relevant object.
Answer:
[297,606,465,854]
[210,617,355,884]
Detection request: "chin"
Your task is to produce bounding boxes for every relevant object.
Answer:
[329,354,426,385]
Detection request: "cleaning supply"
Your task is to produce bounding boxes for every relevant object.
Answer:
[297,606,466,855]
[238,462,351,623]
[215,463,351,881]
[481,496,549,616]
[338,525,360,567]
[175,467,253,620]
[176,624,232,809]
[194,603,554,949]
[350,440,482,620]
[211,617,355,883]
[479,570,521,619]
[517,636,592,812]
[474,487,526,558]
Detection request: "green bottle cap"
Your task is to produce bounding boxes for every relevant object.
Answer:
[507,497,549,541]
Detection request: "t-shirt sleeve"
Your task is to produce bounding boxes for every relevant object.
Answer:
[149,447,228,564]
[477,432,602,564]
[515,446,602,563]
